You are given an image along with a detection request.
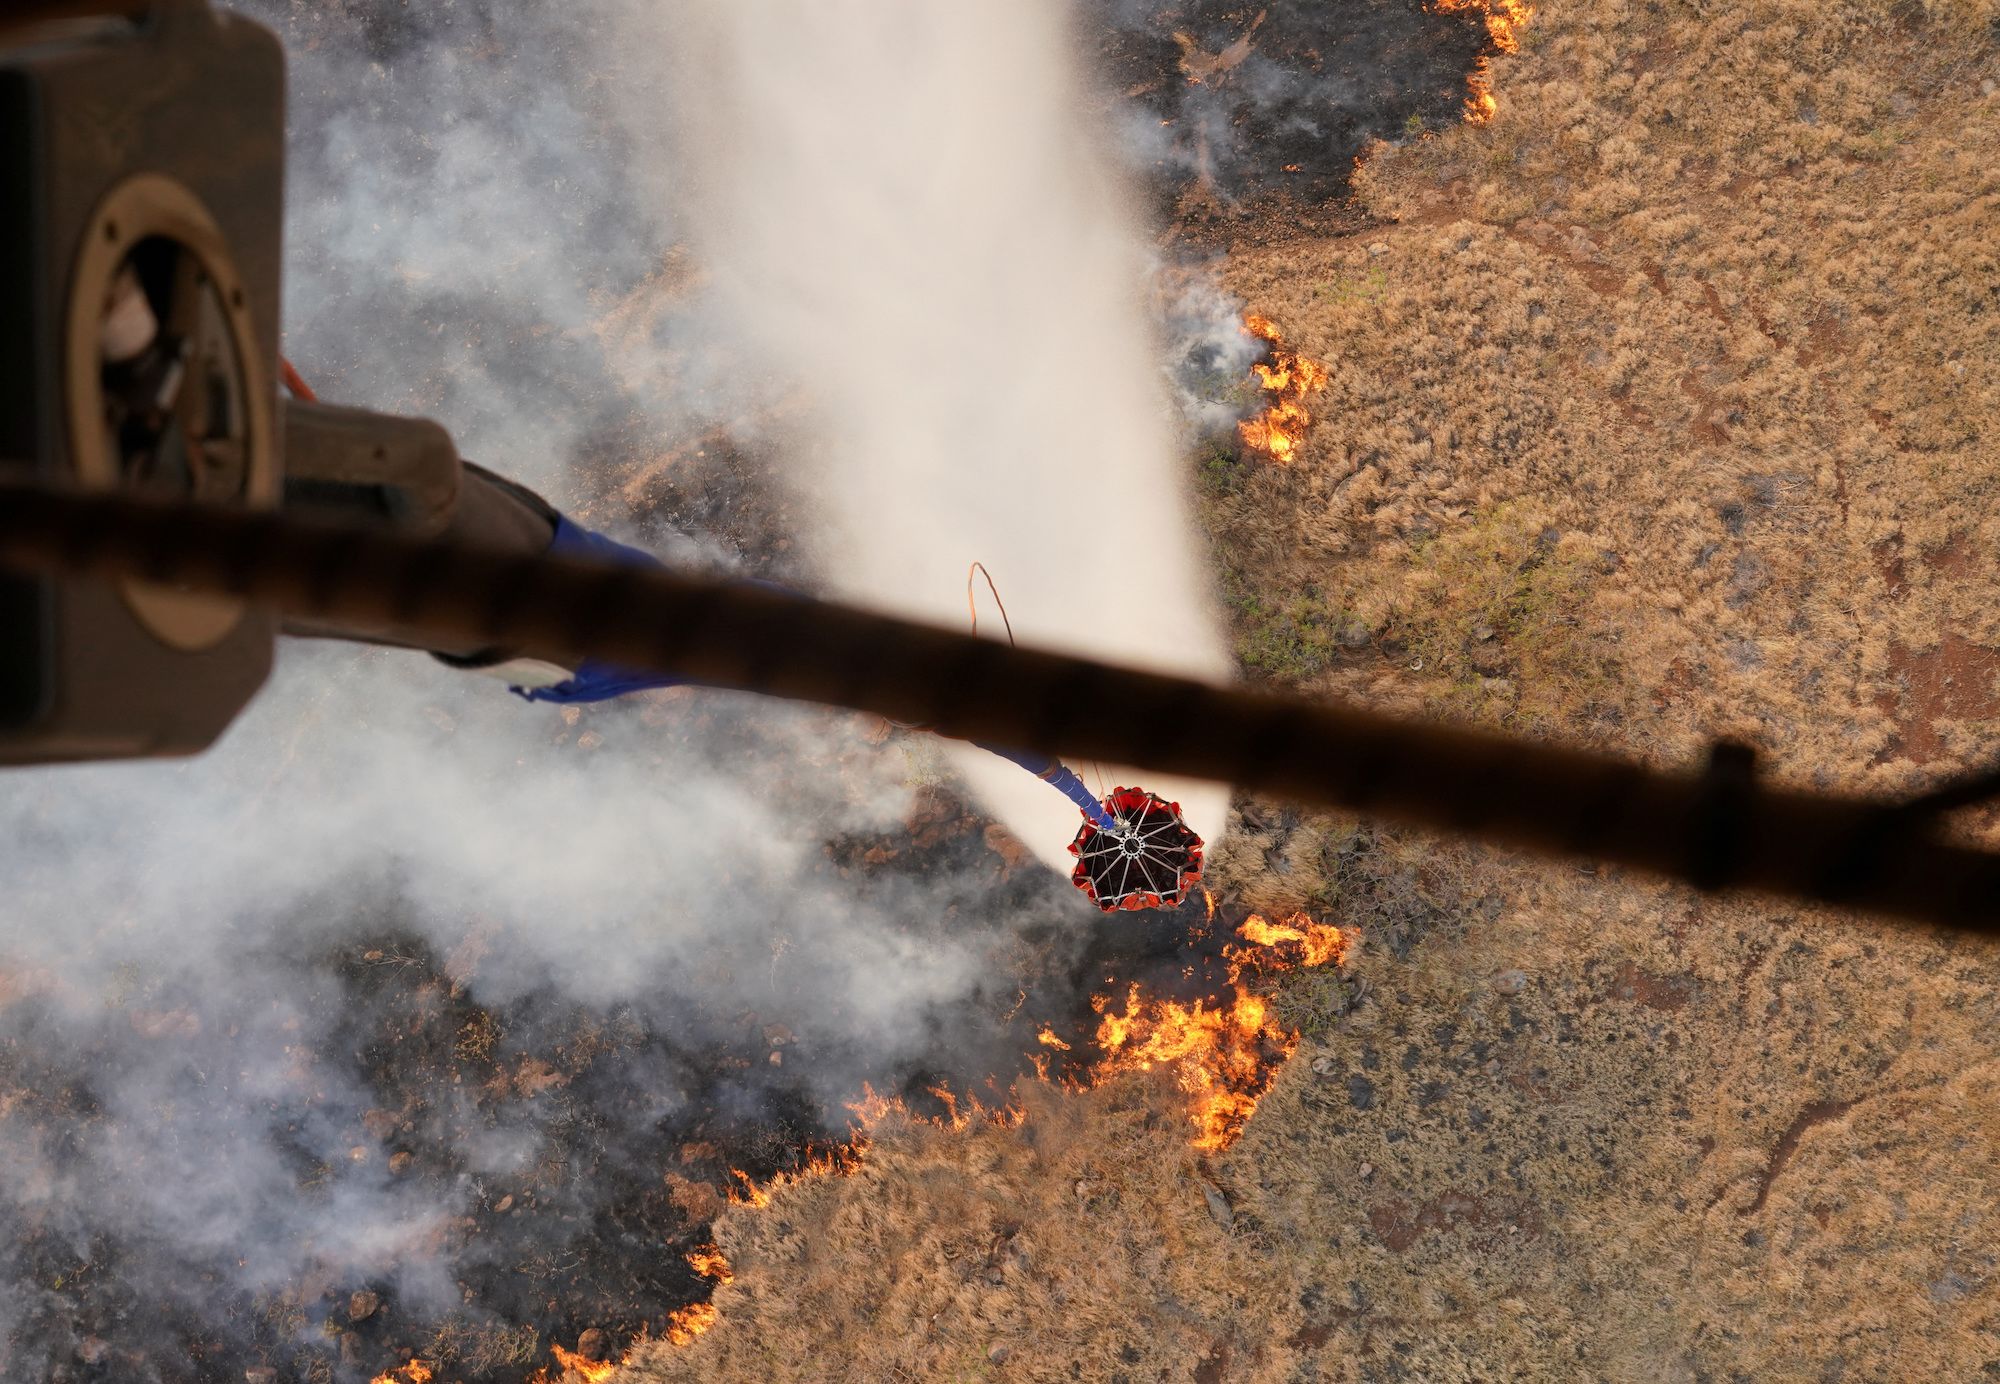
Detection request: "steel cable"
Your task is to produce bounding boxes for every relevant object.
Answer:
[1,477,1996,933]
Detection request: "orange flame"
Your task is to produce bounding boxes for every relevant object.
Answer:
[688,1244,734,1284]
[643,911,1354,1353]
[540,1344,617,1383]
[664,1301,720,1346]
[370,1364,433,1384]
[723,1167,772,1208]
[1238,314,1329,464]
[1432,0,1533,121]
[1235,912,1347,968]
[1073,912,1353,1150]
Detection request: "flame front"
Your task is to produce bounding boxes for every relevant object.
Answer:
[1236,913,1347,968]
[1238,314,1330,464]
[1431,0,1534,122]
[1086,913,1351,1150]
[688,1244,734,1285]
[369,1363,433,1384]
[640,910,1353,1355]
[540,1344,617,1383]
[664,1302,720,1347]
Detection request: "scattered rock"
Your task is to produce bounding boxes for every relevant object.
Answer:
[1347,1075,1376,1110]
[988,1344,1012,1365]
[1367,241,1389,256]
[388,1150,414,1176]
[763,1023,794,1047]
[1469,640,1508,675]
[576,730,604,751]
[767,1049,783,1066]
[1310,1053,1339,1078]
[1337,621,1373,649]
[1983,77,1997,98]
[577,1328,609,1361]
[492,1194,514,1214]
[1471,621,1496,642]
[349,1290,380,1323]
[1358,1162,1374,1179]
[78,1337,110,1365]
[1494,969,1528,995]
[338,1332,364,1366]
[243,1368,277,1384]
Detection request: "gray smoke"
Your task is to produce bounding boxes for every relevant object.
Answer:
[0,0,1254,1373]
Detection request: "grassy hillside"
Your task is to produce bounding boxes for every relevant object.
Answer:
[621,1,2000,1379]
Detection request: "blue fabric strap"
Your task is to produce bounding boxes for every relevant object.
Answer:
[510,517,689,704]
[513,516,1120,831]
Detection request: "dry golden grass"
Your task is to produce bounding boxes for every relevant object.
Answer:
[620,3,2000,1379]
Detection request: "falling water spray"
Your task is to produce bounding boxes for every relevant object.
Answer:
[628,0,1235,867]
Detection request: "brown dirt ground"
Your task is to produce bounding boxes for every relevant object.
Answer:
[617,1,2000,1379]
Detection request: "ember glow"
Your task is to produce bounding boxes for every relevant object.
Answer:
[1238,314,1331,464]
[1433,0,1535,121]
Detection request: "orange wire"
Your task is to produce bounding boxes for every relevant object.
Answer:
[280,356,317,403]
[967,561,1109,797]
[966,561,1016,646]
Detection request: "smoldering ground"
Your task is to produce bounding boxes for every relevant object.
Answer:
[0,4,1114,1377]
[1087,0,1495,224]
[1,0,1514,1378]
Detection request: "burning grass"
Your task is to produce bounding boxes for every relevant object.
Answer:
[1434,0,1537,121]
[603,907,1358,1379]
[1087,911,1351,1149]
[624,0,2000,1378]
[1236,312,1332,464]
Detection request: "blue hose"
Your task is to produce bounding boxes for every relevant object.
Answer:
[976,743,1118,831]
[512,515,1120,830]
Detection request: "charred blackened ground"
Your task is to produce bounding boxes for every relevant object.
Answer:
[1,2,1515,1381]
[5,758,1342,1382]
[1086,0,1496,232]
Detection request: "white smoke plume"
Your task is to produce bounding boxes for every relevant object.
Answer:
[623,0,1234,867]
[0,0,1247,1372]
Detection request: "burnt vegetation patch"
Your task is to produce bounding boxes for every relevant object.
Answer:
[5,755,1337,1382]
[1086,0,1499,227]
